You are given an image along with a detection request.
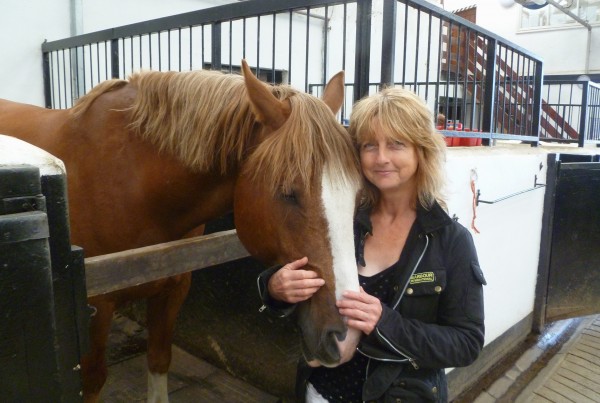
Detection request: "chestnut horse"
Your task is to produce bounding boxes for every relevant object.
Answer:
[0,60,362,402]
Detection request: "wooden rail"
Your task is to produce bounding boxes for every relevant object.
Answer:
[84,230,250,297]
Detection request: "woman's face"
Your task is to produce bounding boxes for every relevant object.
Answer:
[359,117,418,196]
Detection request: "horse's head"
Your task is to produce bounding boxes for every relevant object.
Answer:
[233,60,362,367]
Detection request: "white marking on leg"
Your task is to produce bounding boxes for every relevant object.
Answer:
[147,371,169,403]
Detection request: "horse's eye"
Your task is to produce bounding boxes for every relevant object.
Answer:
[280,191,298,204]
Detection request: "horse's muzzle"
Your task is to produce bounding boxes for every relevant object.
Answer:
[297,300,359,367]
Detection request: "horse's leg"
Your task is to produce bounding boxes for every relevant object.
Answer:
[80,299,116,403]
[145,273,192,403]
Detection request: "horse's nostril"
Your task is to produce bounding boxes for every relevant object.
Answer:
[329,329,347,342]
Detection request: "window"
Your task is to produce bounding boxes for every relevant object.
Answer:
[520,0,600,29]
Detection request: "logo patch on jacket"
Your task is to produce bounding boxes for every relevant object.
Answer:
[409,272,435,284]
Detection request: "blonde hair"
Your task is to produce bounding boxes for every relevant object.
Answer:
[349,87,447,210]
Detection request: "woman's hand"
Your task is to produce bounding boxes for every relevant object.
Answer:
[268,257,325,304]
[337,287,382,335]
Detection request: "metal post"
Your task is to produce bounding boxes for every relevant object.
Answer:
[212,22,222,70]
[42,48,53,109]
[111,39,120,79]
[380,0,397,88]
[578,81,589,148]
[354,0,372,102]
[481,37,497,145]
[531,61,543,146]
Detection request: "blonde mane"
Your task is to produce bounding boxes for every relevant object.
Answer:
[72,69,361,195]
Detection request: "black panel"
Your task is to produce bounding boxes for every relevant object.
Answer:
[546,162,600,321]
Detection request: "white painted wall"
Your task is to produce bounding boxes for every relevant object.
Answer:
[446,145,548,344]
[443,0,600,76]
[0,0,71,105]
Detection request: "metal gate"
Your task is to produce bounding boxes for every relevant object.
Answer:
[536,153,600,327]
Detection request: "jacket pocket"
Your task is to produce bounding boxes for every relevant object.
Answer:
[400,270,446,323]
[382,377,438,402]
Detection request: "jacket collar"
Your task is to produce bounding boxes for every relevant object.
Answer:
[355,200,452,236]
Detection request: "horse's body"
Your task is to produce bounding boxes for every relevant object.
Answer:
[0,62,362,402]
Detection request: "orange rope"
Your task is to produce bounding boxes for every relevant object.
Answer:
[470,179,481,234]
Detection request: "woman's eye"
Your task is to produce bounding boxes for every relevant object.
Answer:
[362,143,376,151]
[389,140,405,149]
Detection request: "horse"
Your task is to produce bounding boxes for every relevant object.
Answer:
[0,60,362,402]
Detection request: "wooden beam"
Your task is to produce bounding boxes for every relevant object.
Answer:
[85,230,250,297]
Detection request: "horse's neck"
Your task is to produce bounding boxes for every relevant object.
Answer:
[0,99,69,152]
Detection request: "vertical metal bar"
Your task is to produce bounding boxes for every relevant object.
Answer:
[425,12,433,102]
[189,27,193,70]
[531,60,543,145]
[453,24,461,126]
[434,18,443,120]
[461,28,469,128]
[43,50,53,108]
[578,81,589,147]
[524,57,531,135]
[515,53,522,135]
[96,42,100,82]
[413,8,421,94]
[342,2,347,72]
[272,14,276,83]
[482,37,498,141]
[304,9,310,93]
[287,12,292,83]
[342,2,348,122]
[202,25,206,68]
[178,28,182,71]
[212,22,222,70]
[62,50,68,107]
[83,45,88,94]
[149,34,153,69]
[257,16,262,77]
[158,32,163,70]
[322,6,329,86]
[401,2,409,87]
[354,0,372,102]
[229,21,233,73]
[243,18,247,60]
[381,0,397,88]
[111,38,120,79]
[444,21,452,126]
[138,35,142,70]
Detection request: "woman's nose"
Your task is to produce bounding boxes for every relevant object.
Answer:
[375,147,389,163]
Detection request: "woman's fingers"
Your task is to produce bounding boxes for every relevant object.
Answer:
[336,288,382,335]
[268,257,325,303]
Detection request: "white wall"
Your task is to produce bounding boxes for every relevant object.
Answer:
[446,145,548,344]
[0,0,71,105]
[443,0,599,76]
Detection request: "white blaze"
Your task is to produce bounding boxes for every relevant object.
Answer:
[321,168,362,364]
[320,169,360,299]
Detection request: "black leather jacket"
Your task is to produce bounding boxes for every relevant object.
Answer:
[257,201,486,402]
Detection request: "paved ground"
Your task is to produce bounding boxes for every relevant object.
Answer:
[102,313,600,402]
[474,314,600,403]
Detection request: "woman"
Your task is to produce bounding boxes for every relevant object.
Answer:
[257,87,486,402]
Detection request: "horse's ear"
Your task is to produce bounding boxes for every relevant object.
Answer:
[241,59,290,131]
[322,71,345,115]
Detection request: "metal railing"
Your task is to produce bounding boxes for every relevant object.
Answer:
[42,0,544,144]
[541,79,600,146]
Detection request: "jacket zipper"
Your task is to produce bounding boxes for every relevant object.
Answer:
[365,234,429,370]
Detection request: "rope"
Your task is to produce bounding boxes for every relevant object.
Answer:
[470,178,480,234]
